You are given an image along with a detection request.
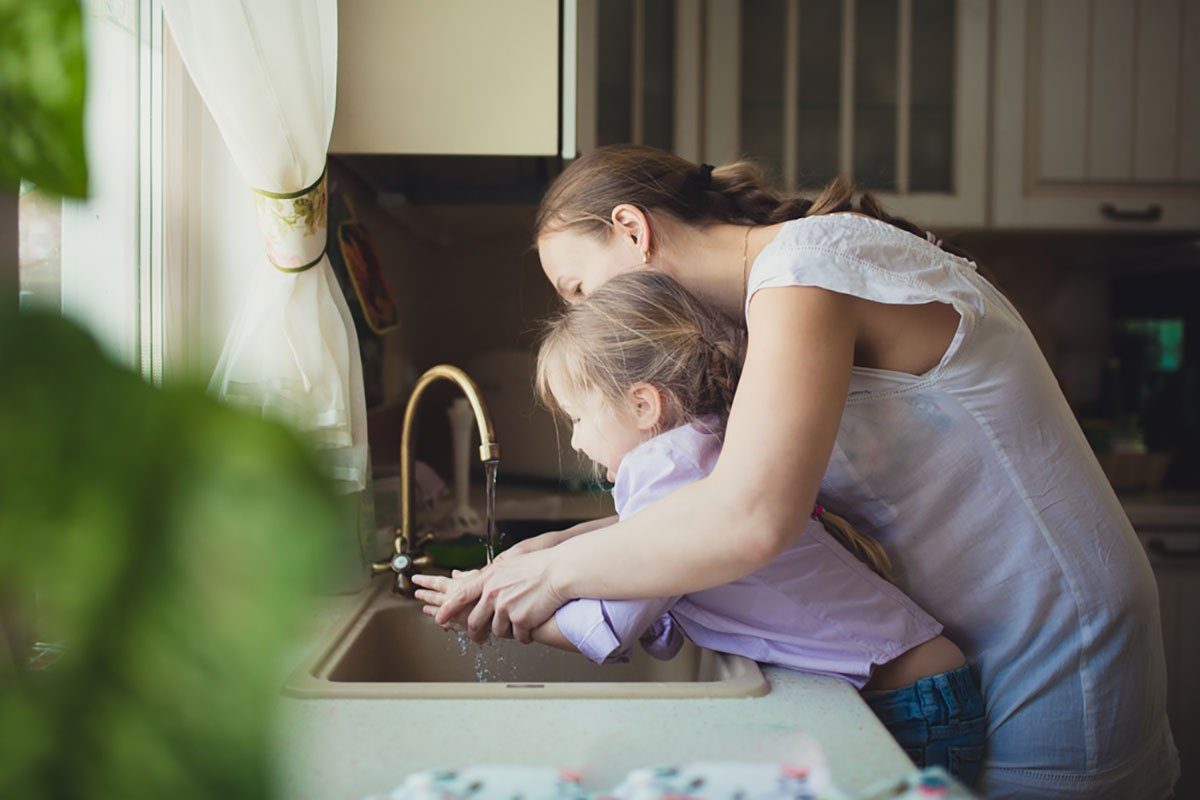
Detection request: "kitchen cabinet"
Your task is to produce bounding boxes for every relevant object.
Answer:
[330,0,561,156]
[575,0,990,228]
[575,0,704,160]
[993,0,1200,230]
[1138,526,1200,800]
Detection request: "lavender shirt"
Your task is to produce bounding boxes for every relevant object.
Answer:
[553,420,943,688]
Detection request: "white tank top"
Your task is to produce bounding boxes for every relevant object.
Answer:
[746,213,1178,799]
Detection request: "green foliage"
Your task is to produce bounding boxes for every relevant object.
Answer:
[0,311,341,799]
[0,0,88,197]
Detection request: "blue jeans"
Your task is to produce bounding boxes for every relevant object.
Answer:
[862,664,987,790]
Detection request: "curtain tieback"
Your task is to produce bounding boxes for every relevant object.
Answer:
[252,167,328,273]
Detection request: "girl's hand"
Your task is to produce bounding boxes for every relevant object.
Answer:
[412,570,481,636]
[424,568,488,629]
[462,548,569,645]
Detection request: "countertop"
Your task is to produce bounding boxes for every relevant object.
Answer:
[272,587,916,800]
[1118,491,1200,530]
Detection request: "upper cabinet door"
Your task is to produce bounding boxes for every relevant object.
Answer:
[714,0,990,228]
[993,0,1200,230]
[574,0,704,160]
[330,0,560,156]
[575,0,989,228]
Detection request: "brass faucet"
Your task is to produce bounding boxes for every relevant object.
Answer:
[372,364,501,594]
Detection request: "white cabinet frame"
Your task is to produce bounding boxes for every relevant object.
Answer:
[992,0,1200,230]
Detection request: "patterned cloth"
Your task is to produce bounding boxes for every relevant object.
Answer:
[364,764,974,800]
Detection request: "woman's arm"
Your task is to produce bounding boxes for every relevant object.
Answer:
[447,286,858,642]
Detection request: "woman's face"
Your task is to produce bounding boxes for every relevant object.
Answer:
[538,228,643,304]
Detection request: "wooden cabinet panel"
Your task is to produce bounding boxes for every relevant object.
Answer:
[993,0,1200,229]
[1133,0,1183,181]
[1089,0,1137,182]
[1037,0,1090,182]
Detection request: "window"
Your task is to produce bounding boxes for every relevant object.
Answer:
[17,0,165,381]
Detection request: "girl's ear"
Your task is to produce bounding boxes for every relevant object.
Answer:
[628,382,663,431]
[611,204,653,264]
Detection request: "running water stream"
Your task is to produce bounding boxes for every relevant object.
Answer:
[484,459,499,563]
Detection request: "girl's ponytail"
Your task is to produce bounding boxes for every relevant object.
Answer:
[813,505,894,582]
[703,338,743,422]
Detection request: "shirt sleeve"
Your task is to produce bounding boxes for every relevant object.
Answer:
[554,435,705,664]
[554,596,683,664]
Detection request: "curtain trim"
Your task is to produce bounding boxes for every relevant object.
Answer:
[272,249,326,273]
[251,164,327,200]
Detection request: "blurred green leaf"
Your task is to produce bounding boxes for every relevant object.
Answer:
[0,0,88,198]
[0,311,341,799]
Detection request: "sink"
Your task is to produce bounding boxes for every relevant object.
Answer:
[285,579,770,699]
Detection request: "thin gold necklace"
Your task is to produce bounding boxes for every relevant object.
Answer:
[741,225,753,317]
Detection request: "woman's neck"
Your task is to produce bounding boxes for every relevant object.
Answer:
[660,221,788,320]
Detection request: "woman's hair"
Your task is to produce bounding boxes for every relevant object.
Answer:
[534,144,975,264]
[535,270,744,434]
[535,270,894,582]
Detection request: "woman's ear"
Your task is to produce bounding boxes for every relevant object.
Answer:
[628,382,663,431]
[611,204,652,264]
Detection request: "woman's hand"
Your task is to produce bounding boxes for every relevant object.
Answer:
[428,548,569,644]
[467,548,569,644]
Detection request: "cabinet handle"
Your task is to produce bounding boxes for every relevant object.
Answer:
[1147,539,1200,561]
[1099,203,1163,223]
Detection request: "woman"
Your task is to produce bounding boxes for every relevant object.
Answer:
[429,145,1178,799]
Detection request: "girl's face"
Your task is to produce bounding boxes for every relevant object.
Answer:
[550,379,649,483]
[538,229,643,304]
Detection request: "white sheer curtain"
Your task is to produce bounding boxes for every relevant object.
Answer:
[161,0,366,491]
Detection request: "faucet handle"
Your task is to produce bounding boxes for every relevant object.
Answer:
[415,531,438,550]
[371,547,434,595]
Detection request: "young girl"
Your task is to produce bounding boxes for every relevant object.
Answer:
[415,271,985,787]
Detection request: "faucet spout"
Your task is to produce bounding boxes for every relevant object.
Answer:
[376,364,501,593]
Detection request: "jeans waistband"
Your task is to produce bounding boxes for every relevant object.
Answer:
[929,663,980,712]
[864,663,983,725]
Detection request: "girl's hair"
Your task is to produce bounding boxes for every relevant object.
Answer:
[535,270,894,582]
[535,144,976,264]
[535,270,744,434]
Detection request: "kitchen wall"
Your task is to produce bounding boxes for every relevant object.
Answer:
[329,160,566,482]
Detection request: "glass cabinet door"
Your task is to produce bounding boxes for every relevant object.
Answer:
[794,1,843,189]
[740,0,786,186]
[908,0,955,193]
[584,0,679,154]
[726,0,987,225]
[576,0,987,227]
[853,0,899,191]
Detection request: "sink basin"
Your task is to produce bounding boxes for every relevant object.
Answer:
[285,579,770,699]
